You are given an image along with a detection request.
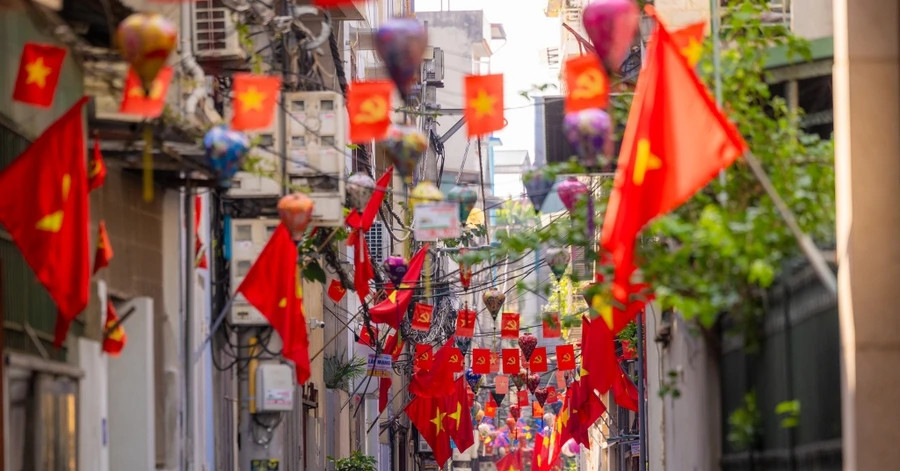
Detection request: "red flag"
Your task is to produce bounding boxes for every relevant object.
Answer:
[580,315,618,395]
[119,67,173,117]
[314,0,360,7]
[348,80,393,142]
[194,195,208,270]
[547,386,558,404]
[327,279,346,302]
[409,339,458,398]
[547,392,569,467]
[490,351,501,373]
[556,345,576,371]
[566,380,606,447]
[378,377,391,413]
[502,348,520,374]
[231,74,281,131]
[347,168,393,304]
[455,308,476,337]
[530,346,548,373]
[464,74,505,136]
[357,325,379,348]
[13,43,66,107]
[369,242,428,327]
[517,389,529,407]
[444,377,475,452]
[564,54,609,112]
[472,348,491,374]
[495,375,509,394]
[88,138,107,192]
[500,312,520,339]
[533,401,544,417]
[102,300,126,356]
[542,311,561,338]
[385,332,405,359]
[93,221,113,274]
[0,97,90,347]
[671,21,706,67]
[405,395,453,467]
[495,447,524,471]
[600,19,747,289]
[612,366,640,412]
[484,396,497,418]
[236,224,310,383]
[414,344,434,371]
[411,303,433,331]
[447,347,465,373]
[533,433,548,471]
[621,339,637,360]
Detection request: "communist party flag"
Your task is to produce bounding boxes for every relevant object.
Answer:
[500,312,520,339]
[671,21,706,67]
[455,308,476,337]
[231,73,281,131]
[119,67,173,117]
[348,80,393,142]
[369,243,429,328]
[495,447,524,471]
[530,347,548,373]
[444,377,475,452]
[600,16,747,290]
[0,97,90,347]
[564,54,609,112]
[356,324,379,348]
[88,137,107,192]
[464,74,504,137]
[409,339,457,398]
[327,279,346,302]
[347,167,393,303]
[414,344,434,371]
[447,347,465,373]
[102,299,126,356]
[542,311,561,338]
[472,348,491,374]
[411,303,433,331]
[612,365,640,412]
[384,332,405,360]
[405,395,453,467]
[502,348,520,374]
[93,221,113,274]
[236,224,310,383]
[556,344,576,371]
[13,43,66,107]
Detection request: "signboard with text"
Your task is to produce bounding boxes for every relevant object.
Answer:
[413,202,461,241]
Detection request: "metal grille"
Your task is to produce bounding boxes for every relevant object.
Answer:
[365,221,386,266]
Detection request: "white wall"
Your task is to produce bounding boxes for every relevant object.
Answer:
[77,337,109,471]
[791,0,833,39]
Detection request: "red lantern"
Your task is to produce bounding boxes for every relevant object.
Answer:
[277,192,314,240]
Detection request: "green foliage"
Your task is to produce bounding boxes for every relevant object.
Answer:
[327,451,377,471]
[775,399,801,429]
[728,391,762,451]
[323,354,367,392]
[658,369,681,399]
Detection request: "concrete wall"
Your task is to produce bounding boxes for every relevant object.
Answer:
[653,0,711,28]
[792,0,833,39]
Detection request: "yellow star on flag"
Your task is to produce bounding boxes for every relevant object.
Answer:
[278,297,287,308]
[633,138,662,185]
[238,86,266,112]
[448,402,462,428]
[681,38,703,67]
[25,57,53,88]
[36,174,70,232]
[468,90,497,118]
[430,408,447,434]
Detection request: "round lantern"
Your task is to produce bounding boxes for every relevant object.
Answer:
[482,288,506,321]
[563,108,614,169]
[518,332,538,362]
[447,184,479,222]
[556,177,589,213]
[382,255,408,287]
[465,369,483,395]
[116,13,177,92]
[546,247,572,281]
[203,126,250,186]
[375,18,428,100]
[347,172,376,212]
[410,181,444,212]
[382,126,427,183]
[582,0,640,71]
[277,192,315,240]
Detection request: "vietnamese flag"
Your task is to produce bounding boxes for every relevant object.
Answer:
[502,348,520,374]
[671,21,706,67]
[347,167,393,304]
[119,67,173,117]
[600,17,747,289]
[566,380,606,447]
[411,303,433,331]
[356,324,379,348]
[0,97,90,347]
[102,299,126,356]
[369,243,429,327]
[405,394,453,467]
[612,365,640,412]
[484,396,497,418]
[93,221,113,274]
[236,224,310,383]
[564,54,609,112]
[444,377,475,452]
[500,312,519,339]
[384,332,405,360]
[348,80,393,142]
[495,447,524,471]
[88,138,107,192]
[464,74,505,137]
[530,346,548,373]
[455,308,476,337]
[580,315,618,395]
[542,311,561,338]
[231,74,281,131]
[556,345,576,371]
[472,348,491,374]
[495,375,509,394]
[13,43,66,107]
[410,340,458,398]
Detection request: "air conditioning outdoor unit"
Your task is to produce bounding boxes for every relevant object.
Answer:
[228,218,280,325]
[194,0,248,61]
[365,221,389,267]
[228,106,282,198]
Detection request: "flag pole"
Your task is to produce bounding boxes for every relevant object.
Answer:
[742,151,837,294]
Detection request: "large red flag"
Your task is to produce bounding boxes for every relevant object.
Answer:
[0,97,90,347]
[566,380,606,448]
[532,433,549,471]
[93,221,113,274]
[369,243,429,327]
[464,74,505,136]
[409,339,457,398]
[102,300,126,356]
[600,18,747,287]
[347,167,393,303]
[580,315,618,395]
[444,377,475,453]
[231,74,281,131]
[236,224,310,383]
[13,43,66,107]
[495,447,524,471]
[405,395,453,467]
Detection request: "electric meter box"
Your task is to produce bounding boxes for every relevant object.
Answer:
[255,362,295,412]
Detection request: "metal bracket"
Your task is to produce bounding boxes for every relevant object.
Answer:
[292,5,332,51]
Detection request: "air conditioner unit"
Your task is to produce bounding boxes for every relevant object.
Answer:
[194,0,248,62]
[365,221,389,267]
[228,218,280,325]
[228,106,282,198]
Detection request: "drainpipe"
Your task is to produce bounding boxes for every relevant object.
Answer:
[181,1,207,118]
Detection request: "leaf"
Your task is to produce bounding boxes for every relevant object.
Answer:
[302,260,327,284]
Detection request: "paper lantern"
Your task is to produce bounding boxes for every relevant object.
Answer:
[458,247,473,290]
[375,18,428,100]
[482,288,506,321]
[447,184,478,222]
[526,373,540,394]
[465,369,483,395]
[556,177,589,212]
[523,167,554,213]
[410,181,443,212]
[382,255,408,287]
[382,126,427,183]
[563,108,614,169]
[347,172,376,211]
[582,0,640,71]
[204,126,250,187]
[116,13,177,92]
[546,247,571,281]
[277,193,315,240]
[518,333,537,362]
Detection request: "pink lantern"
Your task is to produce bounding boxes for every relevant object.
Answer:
[557,177,589,212]
[277,193,315,240]
[583,0,640,72]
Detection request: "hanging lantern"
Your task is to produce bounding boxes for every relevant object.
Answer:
[482,288,506,321]
[116,13,177,93]
[476,410,485,423]
[491,392,506,407]
[382,255,408,287]
[505,417,516,430]
[546,247,572,281]
[548,401,564,416]
[513,370,528,390]
[447,184,478,222]
[277,192,315,240]
[526,373,541,394]
[204,126,250,187]
[382,126,427,183]
[556,177,589,213]
[456,336,472,354]
[458,248,473,290]
[347,172,376,212]
[509,404,521,420]
[375,18,428,100]
[465,369,483,395]
[518,333,538,362]
[523,167,554,214]
[582,0,640,72]
[563,108,614,170]
[410,181,444,212]
[534,387,549,406]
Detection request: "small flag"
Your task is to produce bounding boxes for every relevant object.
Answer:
[348,80,393,143]
[385,332,405,360]
[447,347,465,373]
[484,397,497,417]
[530,346,548,372]
[411,303,433,331]
[556,345,576,371]
[414,344,433,371]
[542,311,561,338]
[120,67,173,117]
[502,348,520,374]
[455,308,476,337]
[102,299,126,355]
[194,195,208,270]
[547,386,558,404]
[13,43,66,107]
[472,348,491,374]
[88,138,107,192]
[464,74,505,136]
[564,54,609,112]
[490,351,501,373]
[495,375,509,394]
[500,312,520,339]
[517,389,529,407]
[93,221,113,275]
[533,401,544,417]
[231,74,281,131]
[357,325,378,348]
[327,279,346,302]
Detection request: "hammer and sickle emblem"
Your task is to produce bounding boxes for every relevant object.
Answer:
[571,69,606,100]
[477,357,486,365]
[563,354,572,362]
[353,97,388,124]
[533,355,543,364]
[450,354,459,363]
[506,357,516,365]
[505,320,518,330]
[417,311,431,324]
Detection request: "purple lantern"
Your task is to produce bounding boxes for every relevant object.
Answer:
[382,254,408,287]
[556,177,589,212]
[375,18,428,101]
[583,0,640,72]
[523,167,554,213]
[563,108,614,170]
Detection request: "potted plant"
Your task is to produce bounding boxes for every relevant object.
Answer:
[327,451,377,471]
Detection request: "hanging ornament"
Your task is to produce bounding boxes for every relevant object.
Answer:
[410,181,444,212]
[347,172,376,212]
[546,247,572,281]
[204,126,250,187]
[458,248,473,290]
[534,387,549,406]
[506,417,517,430]
[476,410,485,423]
[277,192,315,240]
[523,167,554,214]
[447,184,478,222]
[482,288,506,321]
[115,13,177,93]
[491,392,506,407]
[526,373,541,394]
[382,126,427,184]
[513,370,528,390]
[465,369,483,395]
[518,333,538,362]
[582,0,640,72]
[375,18,428,100]
[556,177,589,212]
[508,404,521,420]
[456,336,472,354]
[382,255,408,287]
[562,108,614,170]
